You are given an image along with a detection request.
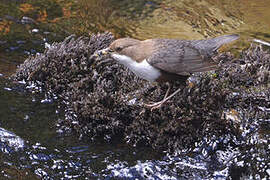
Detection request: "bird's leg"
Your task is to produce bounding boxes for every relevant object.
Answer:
[144,84,171,107]
[160,87,182,104]
[144,84,181,110]
[163,83,171,100]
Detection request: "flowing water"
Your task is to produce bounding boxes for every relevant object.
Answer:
[0,0,269,179]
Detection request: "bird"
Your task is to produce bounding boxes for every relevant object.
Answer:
[92,34,239,110]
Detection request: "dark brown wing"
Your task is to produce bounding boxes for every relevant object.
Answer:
[147,39,217,76]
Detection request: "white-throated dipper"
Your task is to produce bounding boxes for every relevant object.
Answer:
[92,34,239,110]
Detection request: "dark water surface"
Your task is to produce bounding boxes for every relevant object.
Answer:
[0,0,270,179]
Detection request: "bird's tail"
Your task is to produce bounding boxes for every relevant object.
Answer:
[194,34,239,52]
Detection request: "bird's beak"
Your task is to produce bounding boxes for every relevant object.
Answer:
[91,48,113,60]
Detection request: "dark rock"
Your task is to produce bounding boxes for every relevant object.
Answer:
[12,33,270,155]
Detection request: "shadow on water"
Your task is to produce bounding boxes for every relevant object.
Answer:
[0,0,270,179]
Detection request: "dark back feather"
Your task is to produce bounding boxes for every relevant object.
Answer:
[148,34,239,76]
[191,34,239,54]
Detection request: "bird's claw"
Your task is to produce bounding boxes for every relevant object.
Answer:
[144,101,164,111]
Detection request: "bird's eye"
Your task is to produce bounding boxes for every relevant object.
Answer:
[115,46,122,51]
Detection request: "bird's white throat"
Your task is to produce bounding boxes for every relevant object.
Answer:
[111,53,161,82]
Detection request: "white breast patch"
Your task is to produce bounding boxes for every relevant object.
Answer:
[111,53,161,82]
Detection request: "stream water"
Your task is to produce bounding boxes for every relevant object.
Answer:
[0,0,269,179]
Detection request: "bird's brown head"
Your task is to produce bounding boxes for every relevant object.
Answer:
[91,37,155,64]
[91,38,141,60]
[109,38,140,54]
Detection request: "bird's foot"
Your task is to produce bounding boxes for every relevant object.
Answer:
[144,101,165,111]
[144,87,182,111]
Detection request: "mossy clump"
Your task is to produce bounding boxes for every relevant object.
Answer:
[12,33,270,153]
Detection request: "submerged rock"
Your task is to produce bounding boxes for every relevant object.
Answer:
[12,33,269,151]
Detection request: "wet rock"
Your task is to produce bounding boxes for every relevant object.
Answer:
[12,33,269,155]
